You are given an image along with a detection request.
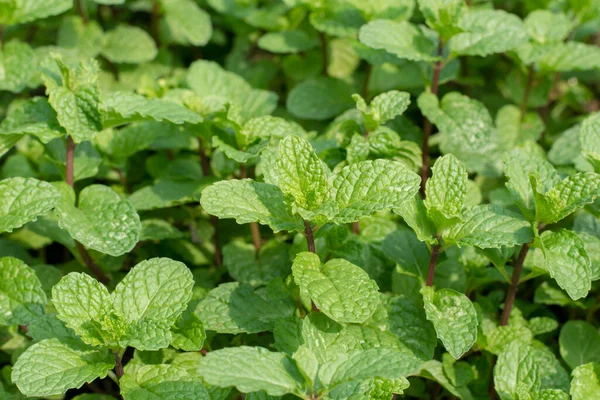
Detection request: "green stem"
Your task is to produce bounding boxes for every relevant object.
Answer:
[500,243,530,326]
[76,0,89,24]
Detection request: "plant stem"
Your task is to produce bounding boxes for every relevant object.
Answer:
[421,40,444,196]
[499,243,530,326]
[304,220,316,253]
[76,0,89,24]
[352,221,360,235]
[197,137,222,267]
[319,32,328,75]
[112,352,124,379]
[540,72,560,139]
[520,64,535,121]
[425,241,441,287]
[240,164,263,255]
[66,137,110,284]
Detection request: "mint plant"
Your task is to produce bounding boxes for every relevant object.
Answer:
[2,0,600,399]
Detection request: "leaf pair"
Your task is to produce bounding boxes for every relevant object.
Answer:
[201,135,421,231]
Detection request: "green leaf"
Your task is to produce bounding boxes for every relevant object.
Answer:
[44,58,103,143]
[197,346,304,396]
[417,0,464,40]
[1,0,71,24]
[571,363,600,400]
[100,92,203,128]
[11,338,114,397]
[580,113,600,171]
[393,194,437,244]
[559,321,600,370]
[200,179,303,233]
[170,305,206,352]
[330,159,421,224]
[101,25,157,64]
[286,77,354,121]
[186,60,278,122]
[258,30,319,54]
[52,272,113,347]
[387,296,437,360]
[161,0,212,47]
[112,257,194,327]
[494,341,541,400]
[275,136,330,217]
[292,252,380,324]
[56,185,141,256]
[120,364,210,400]
[129,179,203,211]
[319,348,422,388]
[0,97,63,143]
[358,20,439,62]
[445,205,534,249]
[424,154,468,229]
[354,90,411,131]
[0,177,61,233]
[196,281,295,334]
[449,9,528,56]
[223,240,291,286]
[421,287,478,359]
[539,42,600,72]
[0,40,38,93]
[0,257,46,325]
[539,230,591,301]
[534,172,600,224]
[58,16,104,58]
[524,10,572,45]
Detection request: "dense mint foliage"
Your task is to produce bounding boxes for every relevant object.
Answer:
[1,0,600,399]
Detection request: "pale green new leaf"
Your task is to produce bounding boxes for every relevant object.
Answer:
[171,308,206,352]
[450,9,528,56]
[421,287,478,359]
[354,90,411,131]
[319,349,422,388]
[120,364,210,400]
[100,92,203,128]
[0,257,46,325]
[571,363,600,400]
[292,252,380,324]
[445,205,533,249]
[424,154,467,229]
[494,341,541,400]
[393,194,437,244]
[197,346,304,396]
[162,0,212,47]
[11,338,114,397]
[0,97,63,143]
[358,20,439,62]
[524,10,572,44]
[52,272,112,347]
[534,172,600,224]
[56,184,141,256]
[0,40,38,93]
[330,159,421,223]
[275,136,330,215]
[200,179,303,233]
[418,0,464,39]
[0,177,61,233]
[540,230,591,301]
[286,77,354,121]
[0,0,71,24]
[559,321,600,370]
[101,25,157,64]
[258,30,318,54]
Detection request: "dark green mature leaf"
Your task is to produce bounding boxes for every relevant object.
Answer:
[286,77,354,121]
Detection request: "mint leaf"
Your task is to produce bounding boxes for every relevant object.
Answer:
[275,136,330,217]
[0,177,61,233]
[162,0,212,46]
[494,341,541,399]
[11,338,114,397]
[200,179,303,233]
[258,30,318,54]
[358,20,439,62]
[0,97,63,143]
[197,346,304,396]
[0,41,38,93]
[539,230,591,301]
[101,25,157,64]
[286,77,354,120]
[56,185,141,256]
[424,154,468,229]
[559,321,600,370]
[120,364,210,399]
[330,159,421,223]
[0,257,46,325]
[292,252,380,323]
[421,287,478,359]
[417,0,464,40]
[571,363,600,400]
